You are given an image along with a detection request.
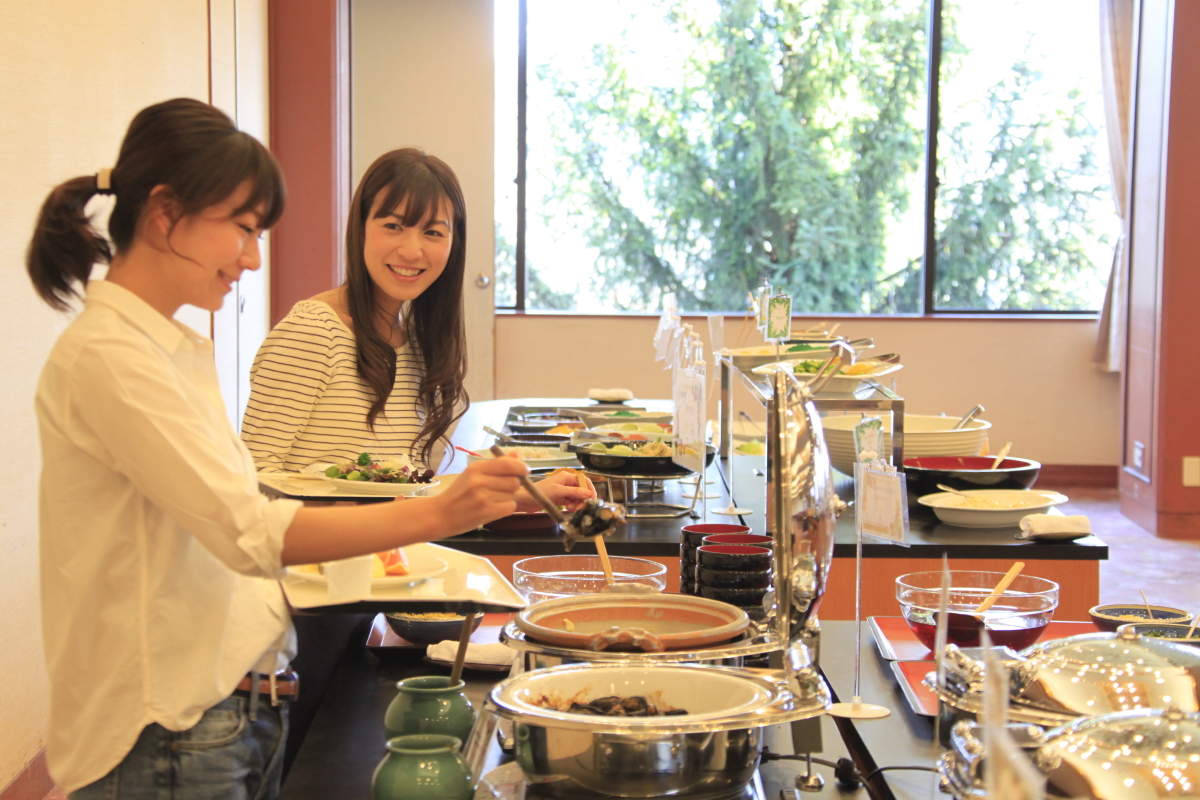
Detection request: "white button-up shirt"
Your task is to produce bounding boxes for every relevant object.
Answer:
[35,281,302,795]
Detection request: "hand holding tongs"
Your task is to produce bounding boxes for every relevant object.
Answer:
[487,445,626,552]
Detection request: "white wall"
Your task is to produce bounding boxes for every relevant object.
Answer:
[0,1,212,787]
[496,315,1121,465]
[351,0,496,401]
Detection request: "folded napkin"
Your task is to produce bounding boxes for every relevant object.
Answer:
[1018,514,1091,540]
[426,641,519,666]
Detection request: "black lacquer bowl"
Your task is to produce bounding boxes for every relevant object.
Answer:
[903,456,1040,499]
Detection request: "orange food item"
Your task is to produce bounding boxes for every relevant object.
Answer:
[375,548,410,576]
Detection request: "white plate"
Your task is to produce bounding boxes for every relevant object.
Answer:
[467,446,578,468]
[322,476,441,496]
[917,490,1069,528]
[577,410,674,429]
[287,550,448,587]
[752,360,903,393]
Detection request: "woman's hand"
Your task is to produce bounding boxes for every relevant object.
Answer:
[519,470,596,513]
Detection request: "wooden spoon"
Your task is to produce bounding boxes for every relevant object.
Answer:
[576,472,614,585]
[1186,613,1199,641]
[937,483,972,498]
[941,561,1026,634]
[1141,590,1155,620]
[449,612,479,684]
[974,562,1026,615]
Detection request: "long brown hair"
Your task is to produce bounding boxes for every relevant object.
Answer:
[344,149,469,465]
[27,98,285,311]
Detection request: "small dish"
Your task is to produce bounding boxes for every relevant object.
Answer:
[324,477,440,496]
[702,533,774,549]
[384,612,483,646]
[681,523,752,548]
[697,585,768,605]
[1115,622,1200,646]
[696,544,772,571]
[695,567,772,589]
[917,489,1068,528]
[1088,603,1193,632]
[286,552,448,588]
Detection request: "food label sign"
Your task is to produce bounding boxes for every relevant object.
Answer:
[673,364,706,475]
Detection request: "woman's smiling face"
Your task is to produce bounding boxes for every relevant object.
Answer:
[362,192,454,312]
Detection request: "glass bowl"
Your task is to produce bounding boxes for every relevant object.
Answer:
[895,570,1059,651]
[512,555,667,603]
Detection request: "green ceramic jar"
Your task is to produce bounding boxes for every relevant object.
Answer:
[371,734,473,800]
[384,675,476,742]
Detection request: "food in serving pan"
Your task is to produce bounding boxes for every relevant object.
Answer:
[545,422,586,434]
[323,452,434,483]
[491,445,569,461]
[533,693,688,717]
[587,441,672,457]
[293,547,409,578]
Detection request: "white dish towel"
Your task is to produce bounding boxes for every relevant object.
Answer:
[1018,514,1091,540]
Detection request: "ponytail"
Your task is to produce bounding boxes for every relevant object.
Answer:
[25,98,285,312]
[27,175,113,311]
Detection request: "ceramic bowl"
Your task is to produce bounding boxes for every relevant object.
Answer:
[903,456,1041,498]
[1116,622,1200,646]
[696,545,772,571]
[695,566,772,589]
[702,533,774,549]
[681,523,751,548]
[681,546,701,566]
[1089,604,1193,632]
[821,414,992,477]
[384,612,483,646]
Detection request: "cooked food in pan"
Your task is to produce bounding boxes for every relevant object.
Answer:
[534,694,688,717]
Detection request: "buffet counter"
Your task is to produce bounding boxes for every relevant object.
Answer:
[444,399,1107,619]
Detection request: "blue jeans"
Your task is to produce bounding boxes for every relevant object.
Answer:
[70,694,288,800]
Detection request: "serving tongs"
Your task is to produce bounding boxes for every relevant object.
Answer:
[487,445,626,553]
[803,340,857,395]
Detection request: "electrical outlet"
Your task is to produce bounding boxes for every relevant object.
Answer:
[1184,457,1200,487]
[1133,441,1146,471]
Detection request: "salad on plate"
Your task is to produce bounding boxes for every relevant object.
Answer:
[323,452,434,484]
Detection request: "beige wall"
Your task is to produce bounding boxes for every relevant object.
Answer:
[496,315,1121,465]
[351,0,496,401]
[0,0,210,788]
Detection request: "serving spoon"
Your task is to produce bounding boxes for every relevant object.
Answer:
[990,442,1013,470]
[483,425,516,444]
[952,404,986,430]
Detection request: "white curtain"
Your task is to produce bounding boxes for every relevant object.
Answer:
[1094,0,1135,372]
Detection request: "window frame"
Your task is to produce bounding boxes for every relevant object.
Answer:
[499,0,1105,318]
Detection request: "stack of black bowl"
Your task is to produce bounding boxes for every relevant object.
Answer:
[680,525,775,621]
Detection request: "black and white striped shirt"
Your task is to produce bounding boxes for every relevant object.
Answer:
[241,300,426,472]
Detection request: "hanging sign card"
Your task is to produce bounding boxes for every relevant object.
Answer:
[856,465,908,543]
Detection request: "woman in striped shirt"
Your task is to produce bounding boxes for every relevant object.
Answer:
[242,149,590,507]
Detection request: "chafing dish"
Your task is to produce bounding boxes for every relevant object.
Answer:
[940,707,1200,799]
[484,645,830,798]
[929,630,1200,730]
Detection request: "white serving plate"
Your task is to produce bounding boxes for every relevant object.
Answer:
[726,344,838,371]
[286,549,449,587]
[587,422,674,442]
[917,489,1069,528]
[467,446,578,468]
[322,476,440,496]
[752,359,903,393]
[577,410,674,429]
[820,414,992,476]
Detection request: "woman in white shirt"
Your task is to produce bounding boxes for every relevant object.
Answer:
[27,98,540,800]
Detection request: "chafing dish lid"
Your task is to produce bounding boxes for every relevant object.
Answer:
[1022,631,1200,672]
[1037,708,1200,799]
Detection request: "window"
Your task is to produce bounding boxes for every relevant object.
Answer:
[495,0,1117,314]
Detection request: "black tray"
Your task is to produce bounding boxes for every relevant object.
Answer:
[570,442,715,475]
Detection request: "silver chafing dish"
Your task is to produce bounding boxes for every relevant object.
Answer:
[476,370,839,798]
[940,707,1200,799]
[930,630,1200,729]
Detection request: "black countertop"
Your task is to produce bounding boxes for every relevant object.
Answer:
[438,399,1107,562]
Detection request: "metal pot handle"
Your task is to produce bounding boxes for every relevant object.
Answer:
[586,627,665,653]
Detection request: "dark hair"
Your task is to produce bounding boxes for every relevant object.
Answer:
[344,148,469,465]
[27,98,285,310]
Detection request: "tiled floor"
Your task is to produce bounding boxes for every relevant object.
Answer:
[1052,486,1200,612]
[36,486,1199,800]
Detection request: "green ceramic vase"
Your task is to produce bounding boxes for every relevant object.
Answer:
[371,734,473,800]
[384,675,476,742]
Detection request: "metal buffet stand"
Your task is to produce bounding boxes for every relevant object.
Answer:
[717,348,905,469]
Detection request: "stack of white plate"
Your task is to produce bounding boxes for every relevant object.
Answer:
[820,414,991,477]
